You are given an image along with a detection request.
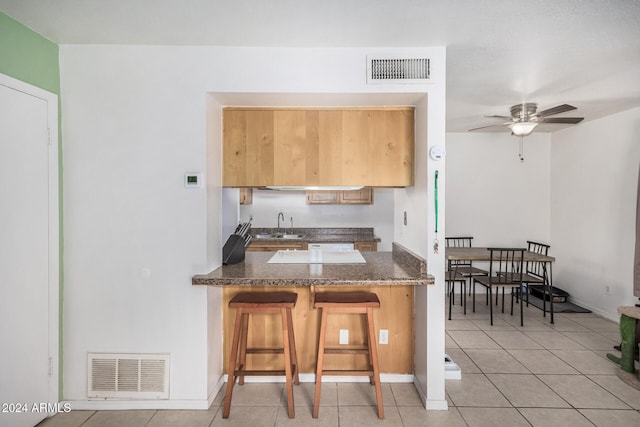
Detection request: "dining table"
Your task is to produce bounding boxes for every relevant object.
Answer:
[445,247,556,324]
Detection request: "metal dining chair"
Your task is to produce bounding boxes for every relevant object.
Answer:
[447,269,467,320]
[519,241,551,306]
[497,241,551,307]
[472,248,526,326]
[445,237,488,306]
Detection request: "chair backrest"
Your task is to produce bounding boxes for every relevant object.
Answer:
[446,237,474,267]
[445,237,473,248]
[527,241,550,256]
[525,240,550,279]
[487,248,525,285]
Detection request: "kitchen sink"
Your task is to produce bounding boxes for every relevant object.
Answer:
[254,233,306,239]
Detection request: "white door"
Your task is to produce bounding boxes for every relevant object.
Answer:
[0,79,57,427]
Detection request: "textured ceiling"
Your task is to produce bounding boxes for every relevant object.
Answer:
[2,0,639,132]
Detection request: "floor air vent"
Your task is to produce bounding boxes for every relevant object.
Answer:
[367,56,431,84]
[88,353,169,399]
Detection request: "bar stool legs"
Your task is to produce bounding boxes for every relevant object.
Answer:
[366,306,384,416]
[224,309,244,418]
[223,292,299,419]
[313,291,384,419]
[313,308,329,419]
[281,306,298,417]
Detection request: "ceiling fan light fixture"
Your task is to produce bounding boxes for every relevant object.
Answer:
[509,121,538,137]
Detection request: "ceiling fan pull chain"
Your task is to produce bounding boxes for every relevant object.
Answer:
[519,136,525,162]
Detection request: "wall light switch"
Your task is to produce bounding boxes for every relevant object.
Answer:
[339,329,349,345]
[403,211,407,226]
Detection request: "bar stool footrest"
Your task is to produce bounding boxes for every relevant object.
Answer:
[245,348,284,354]
[233,369,287,376]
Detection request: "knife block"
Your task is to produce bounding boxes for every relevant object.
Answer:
[222,234,246,265]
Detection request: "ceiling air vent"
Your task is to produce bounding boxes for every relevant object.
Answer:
[367,56,431,84]
[88,353,170,399]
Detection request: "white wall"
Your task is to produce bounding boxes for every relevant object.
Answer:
[238,189,394,250]
[551,107,640,320]
[59,45,447,408]
[60,46,211,405]
[392,85,448,408]
[445,132,551,247]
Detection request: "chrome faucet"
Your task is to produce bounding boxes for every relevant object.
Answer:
[277,212,285,232]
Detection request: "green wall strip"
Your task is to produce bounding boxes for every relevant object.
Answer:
[0,13,60,93]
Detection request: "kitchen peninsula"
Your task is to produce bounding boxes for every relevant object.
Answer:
[192,242,433,376]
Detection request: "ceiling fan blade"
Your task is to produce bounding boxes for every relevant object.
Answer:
[484,115,511,119]
[535,104,577,118]
[537,117,584,124]
[468,123,508,131]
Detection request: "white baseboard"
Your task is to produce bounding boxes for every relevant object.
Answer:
[413,380,448,410]
[425,399,449,410]
[207,376,225,408]
[63,399,210,411]
[565,297,619,322]
[221,373,414,383]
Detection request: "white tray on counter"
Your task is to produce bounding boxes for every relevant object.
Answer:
[267,250,366,264]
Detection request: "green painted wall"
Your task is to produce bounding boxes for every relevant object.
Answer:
[0,12,64,399]
[0,12,60,94]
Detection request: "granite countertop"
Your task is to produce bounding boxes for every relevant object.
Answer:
[249,227,381,243]
[192,242,434,287]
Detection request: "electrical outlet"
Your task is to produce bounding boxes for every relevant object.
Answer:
[605,285,611,295]
[339,329,349,345]
[403,211,407,226]
[379,329,389,345]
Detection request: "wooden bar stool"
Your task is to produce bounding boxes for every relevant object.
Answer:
[223,291,299,419]
[313,291,383,419]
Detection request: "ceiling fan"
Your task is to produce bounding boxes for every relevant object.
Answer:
[469,103,584,137]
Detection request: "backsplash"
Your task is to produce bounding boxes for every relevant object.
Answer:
[238,188,394,250]
[392,242,427,279]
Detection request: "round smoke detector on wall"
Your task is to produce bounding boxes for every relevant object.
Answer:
[429,145,446,161]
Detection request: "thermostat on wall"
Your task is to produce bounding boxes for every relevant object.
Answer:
[184,172,202,188]
[429,145,446,161]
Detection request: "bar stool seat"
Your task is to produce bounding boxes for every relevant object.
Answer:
[313,291,383,419]
[223,291,299,419]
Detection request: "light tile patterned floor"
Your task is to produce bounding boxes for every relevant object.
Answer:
[37,296,640,426]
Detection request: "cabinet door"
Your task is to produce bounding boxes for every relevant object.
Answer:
[339,188,373,204]
[354,241,378,252]
[246,241,308,252]
[306,190,340,204]
[239,188,253,205]
[307,188,372,205]
[367,109,414,186]
[223,109,275,187]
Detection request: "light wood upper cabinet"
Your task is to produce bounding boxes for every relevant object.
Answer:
[339,187,374,204]
[306,190,341,205]
[306,187,373,205]
[239,188,253,205]
[223,107,414,187]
